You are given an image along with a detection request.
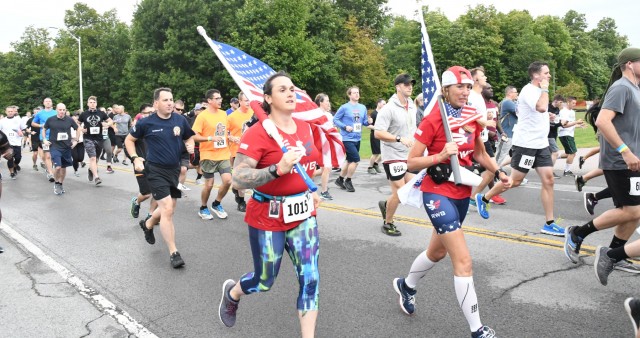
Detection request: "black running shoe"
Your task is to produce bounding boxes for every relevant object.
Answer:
[88,170,94,182]
[382,222,402,236]
[237,200,246,212]
[139,219,155,245]
[584,192,597,215]
[344,180,355,192]
[579,156,585,169]
[378,200,387,221]
[625,297,640,337]
[335,177,346,190]
[170,251,185,268]
[575,175,585,192]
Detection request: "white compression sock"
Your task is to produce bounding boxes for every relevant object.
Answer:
[565,163,571,171]
[454,275,482,332]
[405,251,436,289]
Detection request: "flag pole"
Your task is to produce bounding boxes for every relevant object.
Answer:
[437,97,462,185]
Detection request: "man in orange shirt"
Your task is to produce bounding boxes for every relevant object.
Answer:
[227,92,254,212]
[192,89,232,220]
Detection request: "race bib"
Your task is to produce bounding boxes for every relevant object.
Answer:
[283,193,314,223]
[353,123,362,133]
[518,154,535,170]
[57,133,69,141]
[90,127,100,135]
[102,128,109,136]
[214,138,227,149]
[480,128,489,142]
[7,132,15,137]
[630,177,640,196]
[42,143,50,151]
[390,162,407,177]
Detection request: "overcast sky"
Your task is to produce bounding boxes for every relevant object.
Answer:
[1,0,637,52]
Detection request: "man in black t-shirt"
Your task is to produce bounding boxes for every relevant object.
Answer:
[78,96,113,186]
[42,103,78,195]
[547,95,564,178]
[129,103,156,220]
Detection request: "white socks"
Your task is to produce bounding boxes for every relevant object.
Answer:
[565,163,571,172]
[405,251,436,289]
[454,275,482,332]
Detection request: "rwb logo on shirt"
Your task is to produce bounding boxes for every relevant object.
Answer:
[240,143,249,150]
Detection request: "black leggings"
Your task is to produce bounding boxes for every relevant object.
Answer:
[7,146,21,169]
[72,143,85,171]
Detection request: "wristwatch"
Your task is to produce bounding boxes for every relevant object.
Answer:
[268,164,280,178]
[395,135,401,142]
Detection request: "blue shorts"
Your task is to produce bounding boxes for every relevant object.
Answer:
[344,141,360,163]
[50,148,73,168]
[422,192,469,234]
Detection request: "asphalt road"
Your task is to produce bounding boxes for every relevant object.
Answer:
[0,153,637,338]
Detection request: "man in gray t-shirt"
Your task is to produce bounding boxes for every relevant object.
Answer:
[564,47,640,279]
[373,73,417,237]
[112,106,132,164]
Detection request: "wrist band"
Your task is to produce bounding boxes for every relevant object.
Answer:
[541,89,549,93]
[617,144,630,153]
[207,136,212,142]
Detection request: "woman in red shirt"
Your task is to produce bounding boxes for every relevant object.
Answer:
[392,66,511,338]
[217,72,322,338]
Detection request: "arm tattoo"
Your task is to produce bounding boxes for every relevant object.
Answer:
[232,153,275,189]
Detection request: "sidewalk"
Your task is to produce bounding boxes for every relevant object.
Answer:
[0,225,129,337]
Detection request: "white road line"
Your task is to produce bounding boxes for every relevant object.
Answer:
[0,221,158,338]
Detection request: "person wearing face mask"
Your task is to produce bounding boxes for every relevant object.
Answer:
[374,73,417,237]
[391,66,510,338]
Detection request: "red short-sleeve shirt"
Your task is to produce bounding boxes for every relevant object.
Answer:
[237,118,321,231]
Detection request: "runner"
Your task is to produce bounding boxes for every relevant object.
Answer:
[26,107,43,171]
[0,106,26,179]
[228,92,254,211]
[375,73,417,237]
[126,87,195,268]
[31,98,57,182]
[42,103,78,195]
[191,89,232,220]
[0,130,13,253]
[314,93,335,200]
[474,61,564,236]
[333,86,371,192]
[557,96,586,175]
[70,112,85,177]
[112,105,132,165]
[564,47,640,274]
[391,66,510,338]
[218,72,321,337]
[78,97,113,186]
[367,99,385,175]
[128,104,157,220]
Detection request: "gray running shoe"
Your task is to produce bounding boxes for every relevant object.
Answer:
[373,164,382,174]
[563,226,582,264]
[219,279,239,327]
[320,191,333,201]
[344,180,355,192]
[130,197,140,218]
[367,167,377,174]
[614,259,640,274]
[95,177,102,186]
[594,245,615,286]
[53,183,62,195]
[563,170,574,176]
[47,173,54,182]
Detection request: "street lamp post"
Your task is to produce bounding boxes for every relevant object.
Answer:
[49,27,83,111]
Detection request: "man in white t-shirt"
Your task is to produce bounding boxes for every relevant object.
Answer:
[474,61,565,237]
[557,96,585,176]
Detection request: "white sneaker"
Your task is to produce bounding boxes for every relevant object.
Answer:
[177,183,191,191]
[521,178,528,185]
[195,179,204,185]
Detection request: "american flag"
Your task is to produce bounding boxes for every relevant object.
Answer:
[204,39,345,168]
[419,9,441,120]
[419,10,481,130]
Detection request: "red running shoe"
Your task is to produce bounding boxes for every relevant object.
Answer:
[490,194,506,205]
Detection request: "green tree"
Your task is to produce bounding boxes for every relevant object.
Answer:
[334,0,389,38]
[382,16,421,93]
[337,16,388,107]
[555,80,587,100]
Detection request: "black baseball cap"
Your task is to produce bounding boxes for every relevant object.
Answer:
[394,73,416,86]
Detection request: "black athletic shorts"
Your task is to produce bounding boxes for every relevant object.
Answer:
[145,163,181,200]
[510,145,553,173]
[31,137,41,152]
[114,135,127,149]
[483,140,495,158]
[370,133,381,155]
[604,169,640,207]
[134,169,151,196]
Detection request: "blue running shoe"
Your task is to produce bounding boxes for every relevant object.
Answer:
[472,325,496,338]
[392,278,416,315]
[198,208,214,220]
[563,226,582,263]
[474,194,489,219]
[211,203,228,219]
[541,222,565,236]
